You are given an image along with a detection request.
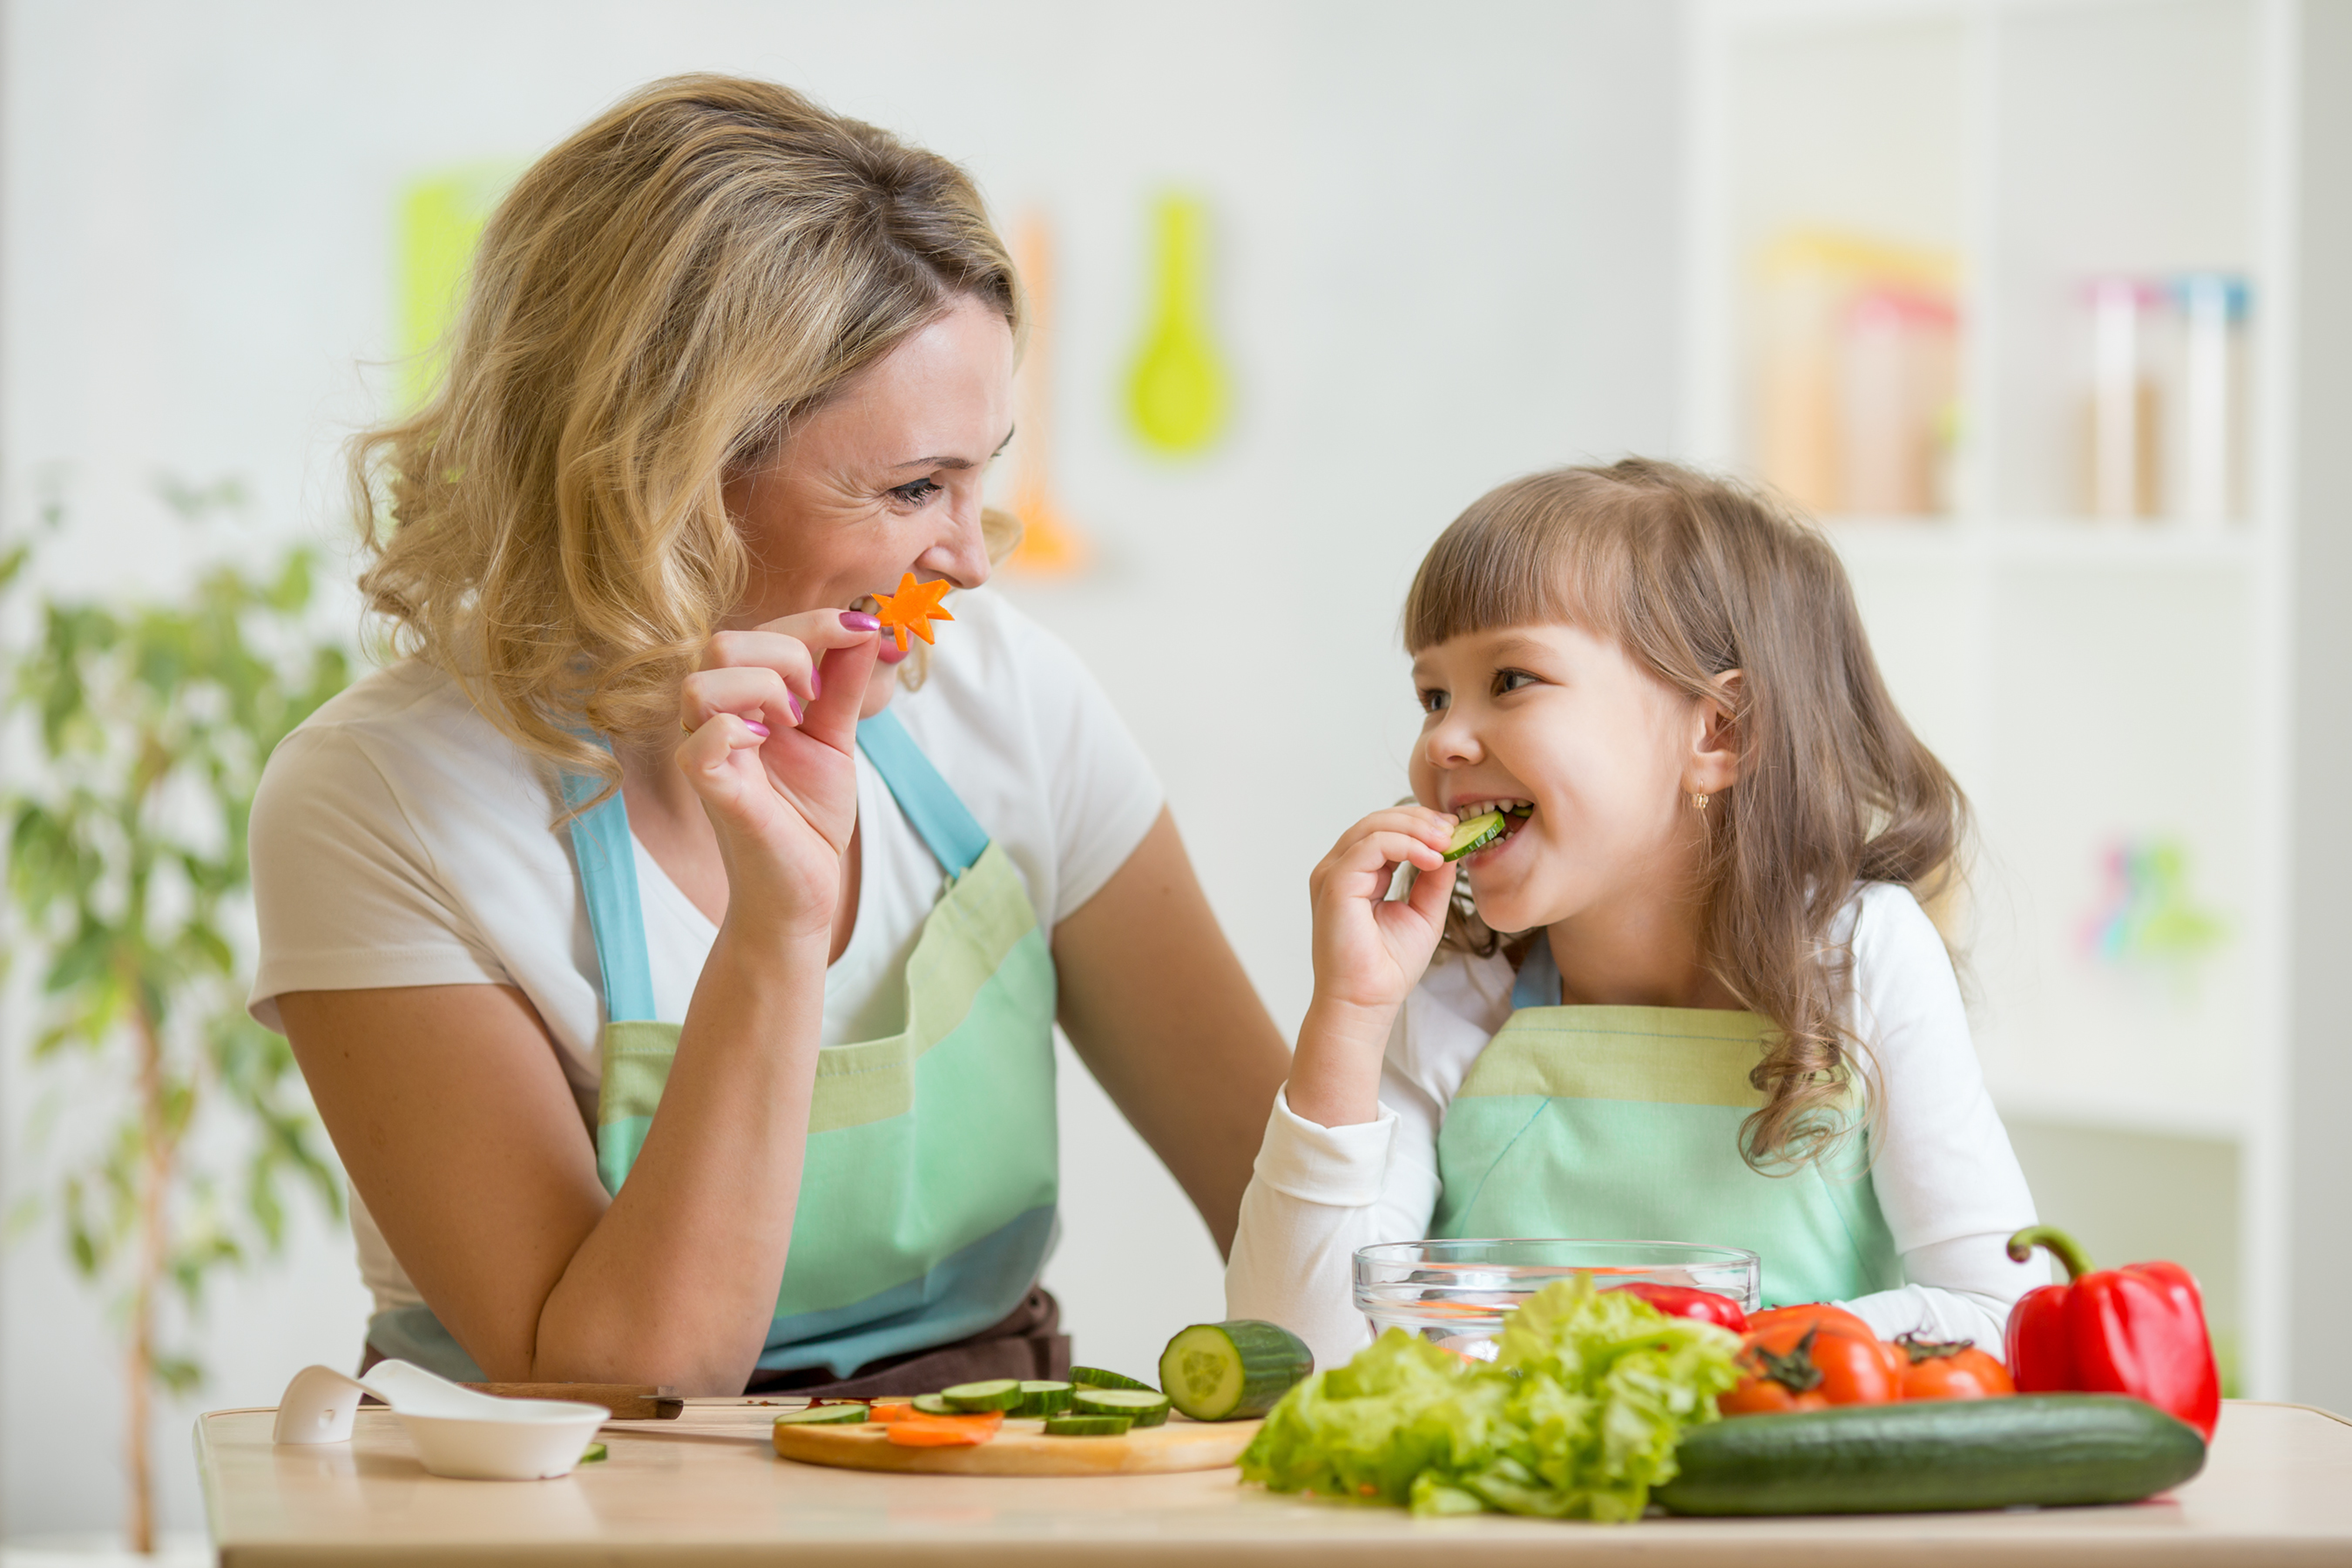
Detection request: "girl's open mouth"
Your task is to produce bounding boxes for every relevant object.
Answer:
[1445,800,1534,863]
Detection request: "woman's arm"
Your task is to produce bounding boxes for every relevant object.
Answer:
[1049,808,1291,1256]
[280,923,825,1390]
[280,618,879,1393]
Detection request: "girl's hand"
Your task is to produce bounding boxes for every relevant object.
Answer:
[676,610,882,938]
[1287,806,1457,1128]
[1307,806,1458,1019]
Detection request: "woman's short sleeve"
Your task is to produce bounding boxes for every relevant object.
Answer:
[247,724,507,1030]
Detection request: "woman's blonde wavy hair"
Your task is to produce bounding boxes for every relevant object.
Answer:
[350,74,1024,799]
[1403,458,1968,1172]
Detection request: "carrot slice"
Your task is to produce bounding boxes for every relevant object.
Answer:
[865,1400,920,1424]
[885,1414,1000,1448]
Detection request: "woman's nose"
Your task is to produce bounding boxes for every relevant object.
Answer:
[919,488,993,590]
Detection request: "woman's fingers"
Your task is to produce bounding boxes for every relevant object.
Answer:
[680,665,802,735]
[675,712,773,793]
[798,632,881,753]
[697,609,885,703]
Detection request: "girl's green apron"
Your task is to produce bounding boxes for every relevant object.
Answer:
[1430,945,1900,1307]
[365,709,1059,1381]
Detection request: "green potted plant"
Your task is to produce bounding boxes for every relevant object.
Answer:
[4,480,350,1554]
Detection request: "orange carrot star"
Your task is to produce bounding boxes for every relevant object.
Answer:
[871,572,954,651]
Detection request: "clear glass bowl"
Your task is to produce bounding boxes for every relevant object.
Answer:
[1353,1238,1762,1360]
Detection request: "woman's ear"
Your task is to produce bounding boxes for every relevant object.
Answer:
[1686,670,1743,797]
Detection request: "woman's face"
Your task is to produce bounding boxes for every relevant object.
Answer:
[723,294,1016,716]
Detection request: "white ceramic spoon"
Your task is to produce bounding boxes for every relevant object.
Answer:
[273,1358,609,1480]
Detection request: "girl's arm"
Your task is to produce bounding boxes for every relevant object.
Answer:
[1834,883,2046,1351]
[1225,1040,1443,1370]
[282,621,879,1394]
[1049,807,1291,1256]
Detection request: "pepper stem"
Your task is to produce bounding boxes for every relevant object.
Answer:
[2007,1225,2095,1280]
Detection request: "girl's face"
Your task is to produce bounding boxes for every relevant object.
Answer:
[1408,621,1724,936]
[722,294,1016,716]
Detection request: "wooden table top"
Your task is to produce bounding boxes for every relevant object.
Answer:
[196,1398,2352,1566]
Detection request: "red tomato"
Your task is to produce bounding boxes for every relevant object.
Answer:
[1604,1282,1750,1333]
[1732,1321,1903,1409]
[1718,1375,1829,1416]
[1747,1303,1880,1345]
[1896,1336,2016,1401]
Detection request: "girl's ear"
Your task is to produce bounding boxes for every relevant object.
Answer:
[1686,670,1743,797]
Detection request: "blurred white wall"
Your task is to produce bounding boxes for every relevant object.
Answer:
[0,0,1684,1538]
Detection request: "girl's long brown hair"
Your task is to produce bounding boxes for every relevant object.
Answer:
[1402,459,1967,1170]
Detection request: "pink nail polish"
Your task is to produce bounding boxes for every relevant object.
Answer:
[810,669,822,700]
[744,720,771,739]
[840,610,881,632]
[787,694,804,723]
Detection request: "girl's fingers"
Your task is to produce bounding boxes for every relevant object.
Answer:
[680,665,802,734]
[1403,857,1458,926]
[1323,807,1456,862]
[1329,830,1447,884]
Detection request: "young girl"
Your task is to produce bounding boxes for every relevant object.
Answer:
[1226,459,2042,1372]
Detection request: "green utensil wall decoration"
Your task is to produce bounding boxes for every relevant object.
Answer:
[395,162,515,409]
[1125,193,1231,455]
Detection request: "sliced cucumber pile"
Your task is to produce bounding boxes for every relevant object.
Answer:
[941,1378,1025,1412]
[1443,811,1507,861]
[1069,1365,1157,1392]
[1015,1379,1075,1416]
[1044,1414,1133,1436]
[772,1403,870,1426]
[1071,1386,1172,1427]
[1158,1320,1315,1421]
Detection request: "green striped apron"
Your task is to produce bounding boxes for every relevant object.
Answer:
[366,708,1059,1381]
[1430,944,1899,1308]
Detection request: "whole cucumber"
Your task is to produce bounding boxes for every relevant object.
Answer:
[1656,1395,2207,1516]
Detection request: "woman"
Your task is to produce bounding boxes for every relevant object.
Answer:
[250,75,1290,1396]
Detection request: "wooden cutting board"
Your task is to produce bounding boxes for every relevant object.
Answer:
[770,1415,1262,1476]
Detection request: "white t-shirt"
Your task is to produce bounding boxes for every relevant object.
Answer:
[249,589,1163,1316]
[1225,882,2045,1371]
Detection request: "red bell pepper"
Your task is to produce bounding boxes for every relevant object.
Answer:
[1603,1281,1749,1333]
[2004,1225,2220,1440]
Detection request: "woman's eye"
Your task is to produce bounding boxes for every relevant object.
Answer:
[1494,669,1538,695]
[889,476,943,506]
[1418,688,1450,714]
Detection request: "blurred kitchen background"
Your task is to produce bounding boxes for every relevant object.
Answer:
[3,0,2347,1548]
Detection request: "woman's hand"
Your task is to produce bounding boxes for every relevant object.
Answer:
[1287,806,1456,1128]
[676,609,882,936]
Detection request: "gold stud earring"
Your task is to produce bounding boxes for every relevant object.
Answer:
[1691,790,1710,813]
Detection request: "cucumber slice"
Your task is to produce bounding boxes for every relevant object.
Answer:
[1071,1386,1172,1427]
[1015,1380,1075,1416]
[910,1393,958,1417]
[940,1378,1024,1412]
[772,1402,870,1426]
[1158,1320,1315,1421]
[1043,1414,1133,1436]
[578,1441,608,1463]
[1068,1365,1157,1392]
[1443,811,1507,861]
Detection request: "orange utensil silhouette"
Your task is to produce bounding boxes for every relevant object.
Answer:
[1007,213,1088,575]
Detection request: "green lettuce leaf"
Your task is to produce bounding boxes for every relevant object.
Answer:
[1238,1275,1742,1521]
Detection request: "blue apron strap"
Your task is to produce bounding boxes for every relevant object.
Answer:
[857,708,990,877]
[1512,939,1563,1010]
[561,769,659,1024]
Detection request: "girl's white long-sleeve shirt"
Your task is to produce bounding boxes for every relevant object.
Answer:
[1226,882,2045,1373]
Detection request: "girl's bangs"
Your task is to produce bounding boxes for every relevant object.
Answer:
[1402,474,1630,654]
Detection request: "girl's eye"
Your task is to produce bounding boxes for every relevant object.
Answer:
[1494,668,1539,695]
[1418,688,1450,714]
[889,476,943,507]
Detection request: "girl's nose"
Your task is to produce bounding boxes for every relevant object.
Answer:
[1422,711,1482,770]
[919,487,993,590]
